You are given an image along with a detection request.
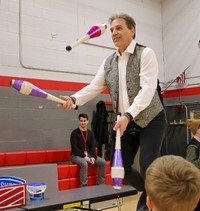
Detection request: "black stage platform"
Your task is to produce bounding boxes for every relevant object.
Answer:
[19,185,137,211]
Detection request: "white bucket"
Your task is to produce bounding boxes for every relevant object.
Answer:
[27,182,46,201]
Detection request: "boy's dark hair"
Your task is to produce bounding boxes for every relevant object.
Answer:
[78,113,88,120]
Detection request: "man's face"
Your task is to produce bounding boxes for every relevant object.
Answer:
[79,117,88,129]
[110,18,135,53]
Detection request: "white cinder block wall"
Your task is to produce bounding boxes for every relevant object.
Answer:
[0,0,163,82]
[1,0,200,88]
[161,0,200,89]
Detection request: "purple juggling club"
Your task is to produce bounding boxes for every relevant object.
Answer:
[10,80,76,108]
[111,114,125,190]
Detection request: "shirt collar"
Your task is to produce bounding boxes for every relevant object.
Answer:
[116,39,136,56]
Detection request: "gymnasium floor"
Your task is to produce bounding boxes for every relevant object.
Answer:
[91,193,141,210]
[67,192,141,211]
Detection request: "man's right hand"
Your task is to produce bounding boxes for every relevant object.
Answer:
[57,95,74,110]
[113,115,129,137]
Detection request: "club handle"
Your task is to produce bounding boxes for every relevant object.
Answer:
[46,94,77,109]
[115,114,121,149]
[66,34,90,51]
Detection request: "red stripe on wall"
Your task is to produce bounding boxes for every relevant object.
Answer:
[0,76,109,94]
[105,101,112,105]
[2,76,199,98]
[163,87,200,98]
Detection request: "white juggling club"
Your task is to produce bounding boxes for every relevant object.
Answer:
[66,23,107,51]
[111,114,125,190]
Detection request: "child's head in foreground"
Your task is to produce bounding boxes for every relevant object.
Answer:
[145,155,200,211]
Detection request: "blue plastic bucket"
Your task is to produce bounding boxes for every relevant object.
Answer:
[27,182,46,201]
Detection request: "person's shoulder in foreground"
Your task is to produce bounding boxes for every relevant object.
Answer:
[145,155,200,211]
[185,118,200,169]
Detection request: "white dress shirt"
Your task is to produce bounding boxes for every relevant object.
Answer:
[73,40,158,119]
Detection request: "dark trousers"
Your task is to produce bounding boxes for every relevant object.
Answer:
[110,110,167,191]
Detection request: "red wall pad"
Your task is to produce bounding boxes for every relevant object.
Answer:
[0,153,6,166]
[69,178,80,189]
[46,149,69,163]
[105,161,111,174]
[27,150,47,164]
[57,164,79,179]
[105,174,112,185]
[58,179,70,191]
[88,175,98,186]
[5,152,27,166]
[67,165,80,178]
[88,165,98,176]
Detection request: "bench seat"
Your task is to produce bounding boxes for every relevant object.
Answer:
[0,149,112,191]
